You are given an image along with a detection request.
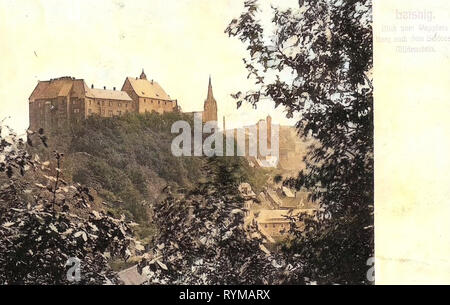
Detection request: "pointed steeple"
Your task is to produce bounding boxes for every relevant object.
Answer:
[140,69,147,80]
[203,75,218,123]
[207,75,214,99]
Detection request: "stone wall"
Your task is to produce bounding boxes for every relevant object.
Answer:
[137,97,177,114]
[85,98,134,117]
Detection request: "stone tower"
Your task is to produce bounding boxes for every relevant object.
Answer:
[140,69,147,80]
[203,76,218,123]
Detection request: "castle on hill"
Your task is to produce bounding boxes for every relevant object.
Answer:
[28,70,218,130]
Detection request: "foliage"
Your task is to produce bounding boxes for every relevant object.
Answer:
[31,112,204,227]
[139,157,303,284]
[273,174,283,184]
[0,126,137,284]
[226,0,373,284]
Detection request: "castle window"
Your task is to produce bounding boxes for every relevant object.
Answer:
[97,101,100,105]
[102,101,105,106]
[119,103,122,107]
[109,101,111,106]
[108,110,113,116]
[89,100,91,106]
[74,109,79,113]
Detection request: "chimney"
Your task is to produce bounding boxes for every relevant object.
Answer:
[151,79,154,84]
[103,86,106,90]
[113,87,116,90]
[91,84,94,89]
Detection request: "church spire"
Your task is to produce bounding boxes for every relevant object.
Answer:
[207,75,214,99]
[203,75,218,123]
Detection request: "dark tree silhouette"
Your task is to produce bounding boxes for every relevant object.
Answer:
[0,126,136,284]
[226,0,373,284]
[139,157,300,284]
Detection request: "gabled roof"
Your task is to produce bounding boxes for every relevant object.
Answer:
[124,77,172,100]
[29,77,86,102]
[86,88,132,101]
[282,186,295,198]
[267,190,283,206]
[58,83,73,97]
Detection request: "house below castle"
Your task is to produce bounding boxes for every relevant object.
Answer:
[28,70,179,131]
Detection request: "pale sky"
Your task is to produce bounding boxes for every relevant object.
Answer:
[0,0,298,133]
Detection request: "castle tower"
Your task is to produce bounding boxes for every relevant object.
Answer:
[203,76,218,123]
[140,69,147,80]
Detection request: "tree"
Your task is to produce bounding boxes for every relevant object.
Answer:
[0,126,137,284]
[139,157,299,284]
[226,0,373,284]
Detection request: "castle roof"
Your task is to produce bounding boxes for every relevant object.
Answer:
[29,77,86,102]
[86,87,132,101]
[124,77,172,101]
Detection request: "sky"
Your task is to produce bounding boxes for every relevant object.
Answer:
[0,0,299,133]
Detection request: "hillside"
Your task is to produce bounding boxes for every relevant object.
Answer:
[31,112,271,246]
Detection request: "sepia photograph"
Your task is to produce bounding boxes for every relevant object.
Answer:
[0,0,371,288]
[0,0,448,298]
